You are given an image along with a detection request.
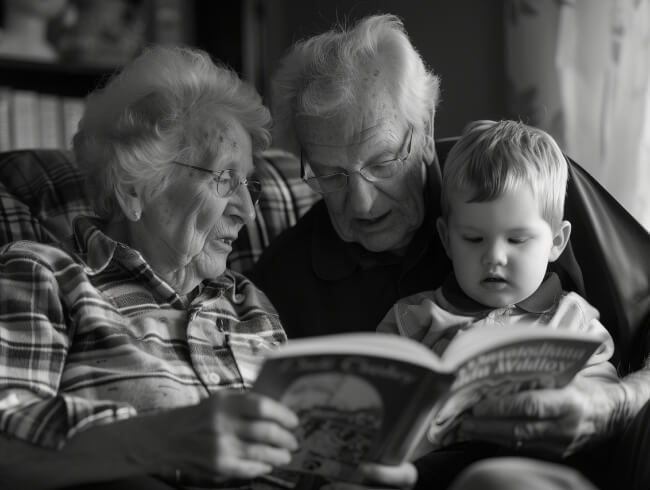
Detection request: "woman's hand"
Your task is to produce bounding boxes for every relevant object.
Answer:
[458,375,627,456]
[323,462,418,490]
[151,390,299,485]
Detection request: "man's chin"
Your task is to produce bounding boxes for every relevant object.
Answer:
[356,231,413,254]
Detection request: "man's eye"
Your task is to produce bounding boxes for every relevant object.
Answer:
[366,160,401,179]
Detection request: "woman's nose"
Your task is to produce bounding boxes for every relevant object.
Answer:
[346,172,376,214]
[482,241,508,266]
[230,184,257,224]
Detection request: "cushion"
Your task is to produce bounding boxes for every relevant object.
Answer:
[0,149,320,274]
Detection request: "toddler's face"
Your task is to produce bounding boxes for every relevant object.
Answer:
[438,185,569,308]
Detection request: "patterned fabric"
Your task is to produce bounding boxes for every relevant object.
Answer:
[0,148,320,273]
[0,216,286,450]
[0,150,92,245]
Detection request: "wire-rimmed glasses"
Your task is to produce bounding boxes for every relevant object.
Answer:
[300,125,414,194]
[170,161,262,205]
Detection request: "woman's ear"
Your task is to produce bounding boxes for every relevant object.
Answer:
[436,217,451,258]
[115,184,143,221]
[549,220,572,262]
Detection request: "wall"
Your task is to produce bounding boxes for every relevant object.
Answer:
[258,0,508,138]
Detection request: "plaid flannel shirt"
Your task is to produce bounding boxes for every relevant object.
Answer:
[0,149,320,274]
[0,216,286,450]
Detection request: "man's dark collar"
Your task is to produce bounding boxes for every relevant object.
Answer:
[310,203,435,280]
[441,272,563,314]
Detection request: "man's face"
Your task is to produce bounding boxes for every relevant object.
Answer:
[297,98,428,253]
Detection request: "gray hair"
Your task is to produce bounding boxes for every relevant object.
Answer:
[73,45,271,221]
[271,14,440,154]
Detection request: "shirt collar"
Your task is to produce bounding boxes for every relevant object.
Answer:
[70,215,237,300]
[441,271,563,315]
[71,215,120,273]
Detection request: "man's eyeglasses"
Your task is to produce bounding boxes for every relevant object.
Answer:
[300,125,414,194]
[170,161,262,205]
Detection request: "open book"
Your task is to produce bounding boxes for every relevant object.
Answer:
[252,327,603,484]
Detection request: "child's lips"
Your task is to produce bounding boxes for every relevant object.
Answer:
[481,276,509,289]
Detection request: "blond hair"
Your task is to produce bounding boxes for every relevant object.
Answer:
[441,120,568,229]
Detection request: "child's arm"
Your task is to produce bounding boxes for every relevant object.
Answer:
[550,292,618,381]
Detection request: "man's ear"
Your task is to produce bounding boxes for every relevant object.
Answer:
[549,220,572,262]
[421,131,436,165]
[421,114,436,164]
[115,184,143,221]
[436,217,451,258]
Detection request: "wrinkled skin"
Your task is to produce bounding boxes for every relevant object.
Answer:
[296,73,433,255]
[114,116,256,294]
[458,374,627,457]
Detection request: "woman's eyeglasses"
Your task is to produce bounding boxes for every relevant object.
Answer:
[300,125,413,194]
[170,161,262,205]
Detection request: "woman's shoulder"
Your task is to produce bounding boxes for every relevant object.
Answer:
[0,240,86,277]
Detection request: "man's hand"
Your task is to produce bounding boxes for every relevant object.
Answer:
[458,375,627,456]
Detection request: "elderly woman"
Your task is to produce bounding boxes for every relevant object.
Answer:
[0,46,415,490]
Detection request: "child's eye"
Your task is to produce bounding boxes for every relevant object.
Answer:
[462,236,482,243]
[509,237,529,244]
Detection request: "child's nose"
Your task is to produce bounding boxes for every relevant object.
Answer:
[482,241,508,266]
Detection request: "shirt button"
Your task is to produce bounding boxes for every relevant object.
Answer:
[209,372,221,384]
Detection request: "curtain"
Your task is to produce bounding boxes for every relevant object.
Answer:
[505,0,650,231]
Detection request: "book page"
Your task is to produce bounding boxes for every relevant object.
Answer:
[440,325,602,369]
[428,327,601,446]
[254,346,453,483]
[266,332,449,373]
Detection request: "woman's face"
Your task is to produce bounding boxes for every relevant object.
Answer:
[130,117,256,294]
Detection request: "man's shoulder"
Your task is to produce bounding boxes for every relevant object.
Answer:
[254,201,326,263]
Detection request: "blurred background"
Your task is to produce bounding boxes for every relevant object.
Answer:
[0,0,647,230]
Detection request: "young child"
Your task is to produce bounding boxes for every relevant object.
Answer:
[377,119,616,375]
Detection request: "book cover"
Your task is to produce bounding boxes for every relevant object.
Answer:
[253,343,454,484]
[0,87,11,151]
[38,93,63,149]
[61,97,85,149]
[252,328,603,483]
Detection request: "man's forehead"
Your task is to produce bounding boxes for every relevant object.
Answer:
[295,113,402,148]
[295,78,402,147]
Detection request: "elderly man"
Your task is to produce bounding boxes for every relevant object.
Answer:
[250,14,450,337]
[250,13,650,490]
